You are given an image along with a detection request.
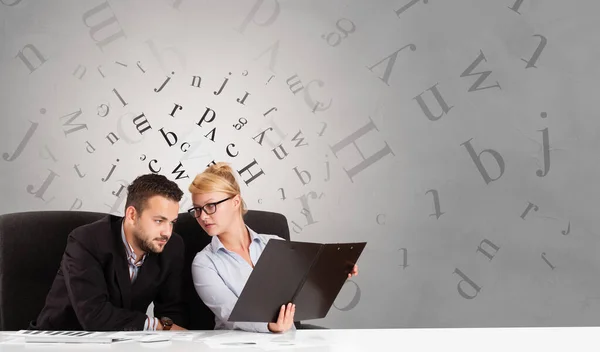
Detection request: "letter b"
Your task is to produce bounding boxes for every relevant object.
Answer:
[159,127,178,147]
[461,138,505,185]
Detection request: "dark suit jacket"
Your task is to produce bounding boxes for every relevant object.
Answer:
[30,215,186,331]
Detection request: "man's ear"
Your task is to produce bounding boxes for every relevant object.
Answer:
[124,205,137,222]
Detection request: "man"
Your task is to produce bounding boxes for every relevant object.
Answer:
[30,174,187,331]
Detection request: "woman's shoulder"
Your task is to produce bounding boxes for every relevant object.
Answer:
[245,225,284,242]
[254,233,286,245]
[192,243,215,266]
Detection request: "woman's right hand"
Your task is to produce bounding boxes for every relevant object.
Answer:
[267,303,295,333]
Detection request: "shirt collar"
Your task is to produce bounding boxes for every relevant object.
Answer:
[210,226,262,254]
[121,219,147,266]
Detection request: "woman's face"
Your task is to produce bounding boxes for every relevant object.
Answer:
[191,191,240,236]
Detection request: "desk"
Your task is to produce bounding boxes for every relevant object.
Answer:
[0,327,596,351]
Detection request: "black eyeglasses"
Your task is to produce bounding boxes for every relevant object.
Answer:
[187,197,232,218]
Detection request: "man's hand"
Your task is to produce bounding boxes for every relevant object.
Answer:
[157,321,187,331]
[267,303,295,333]
[347,264,358,279]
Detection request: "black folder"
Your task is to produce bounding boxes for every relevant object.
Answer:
[228,239,366,323]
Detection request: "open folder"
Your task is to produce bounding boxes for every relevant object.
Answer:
[228,239,366,323]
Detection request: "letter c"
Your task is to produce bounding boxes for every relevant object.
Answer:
[149,159,162,173]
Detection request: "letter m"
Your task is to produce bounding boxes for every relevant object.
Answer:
[82,1,126,51]
[60,109,87,136]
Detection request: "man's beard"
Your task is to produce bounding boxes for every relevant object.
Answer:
[133,227,169,254]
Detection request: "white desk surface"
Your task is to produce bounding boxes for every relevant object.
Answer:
[0,327,596,351]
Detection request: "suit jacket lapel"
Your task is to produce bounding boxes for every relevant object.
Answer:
[110,217,133,309]
[132,254,159,293]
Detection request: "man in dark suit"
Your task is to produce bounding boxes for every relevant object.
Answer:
[30,174,187,331]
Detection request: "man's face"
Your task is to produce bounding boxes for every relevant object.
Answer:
[130,195,179,254]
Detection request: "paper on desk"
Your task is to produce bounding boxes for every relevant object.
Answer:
[0,337,27,345]
[0,336,118,349]
[107,331,208,342]
[203,339,326,350]
[260,334,328,351]
[201,330,327,350]
[201,330,277,349]
[7,330,129,344]
[201,330,277,343]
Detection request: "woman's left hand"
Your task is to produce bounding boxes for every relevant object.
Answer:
[347,264,358,279]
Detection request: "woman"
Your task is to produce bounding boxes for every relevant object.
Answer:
[188,162,357,333]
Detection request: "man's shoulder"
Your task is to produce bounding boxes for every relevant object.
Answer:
[69,215,116,238]
[68,215,120,250]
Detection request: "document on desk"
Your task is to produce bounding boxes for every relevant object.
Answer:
[9,330,129,344]
[202,330,325,350]
[107,331,203,342]
[228,239,366,322]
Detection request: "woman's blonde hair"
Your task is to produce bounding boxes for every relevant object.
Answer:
[188,162,247,215]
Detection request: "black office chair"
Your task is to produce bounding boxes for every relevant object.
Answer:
[0,210,324,330]
[0,211,107,331]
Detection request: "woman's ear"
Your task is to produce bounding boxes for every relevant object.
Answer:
[233,194,241,208]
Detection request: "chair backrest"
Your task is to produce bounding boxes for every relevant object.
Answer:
[0,211,107,331]
[0,209,290,331]
[175,210,290,330]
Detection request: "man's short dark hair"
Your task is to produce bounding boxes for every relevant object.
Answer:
[125,174,184,214]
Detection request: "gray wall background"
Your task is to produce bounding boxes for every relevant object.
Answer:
[2,0,600,329]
